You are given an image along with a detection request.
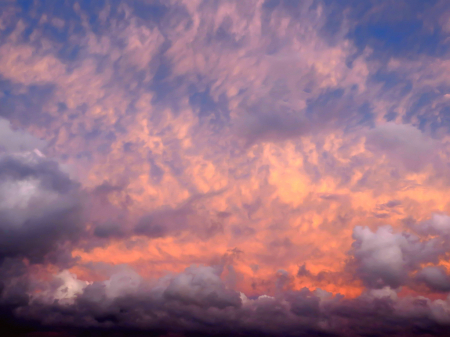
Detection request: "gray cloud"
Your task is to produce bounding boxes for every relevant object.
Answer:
[416,266,450,293]
[415,213,450,237]
[0,118,46,153]
[163,265,242,309]
[135,206,191,238]
[0,151,83,264]
[0,265,449,336]
[350,224,445,289]
[134,195,227,240]
[365,122,437,172]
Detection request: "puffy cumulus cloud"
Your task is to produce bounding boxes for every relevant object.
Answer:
[416,267,450,293]
[163,265,241,309]
[1,264,450,336]
[350,215,450,291]
[350,225,437,289]
[27,270,91,306]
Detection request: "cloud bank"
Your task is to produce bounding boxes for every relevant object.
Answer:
[2,0,450,336]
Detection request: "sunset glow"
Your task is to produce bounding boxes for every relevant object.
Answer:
[1,1,450,336]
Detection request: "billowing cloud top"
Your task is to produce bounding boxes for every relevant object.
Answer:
[2,0,450,336]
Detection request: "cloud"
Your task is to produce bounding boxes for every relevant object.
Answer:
[352,226,445,288]
[49,270,90,304]
[135,206,191,238]
[0,118,46,153]
[416,266,450,293]
[163,265,241,309]
[2,0,450,336]
[350,218,450,290]
[134,194,228,241]
[365,122,437,172]
[0,151,84,264]
[415,213,450,237]
[93,220,126,239]
[1,265,450,336]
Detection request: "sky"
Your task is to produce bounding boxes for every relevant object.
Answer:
[2,0,450,336]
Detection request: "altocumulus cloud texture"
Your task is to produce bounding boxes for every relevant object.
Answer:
[3,0,450,336]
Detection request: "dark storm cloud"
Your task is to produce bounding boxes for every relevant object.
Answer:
[0,152,83,263]
[0,152,87,334]
[0,264,449,337]
[2,211,450,337]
